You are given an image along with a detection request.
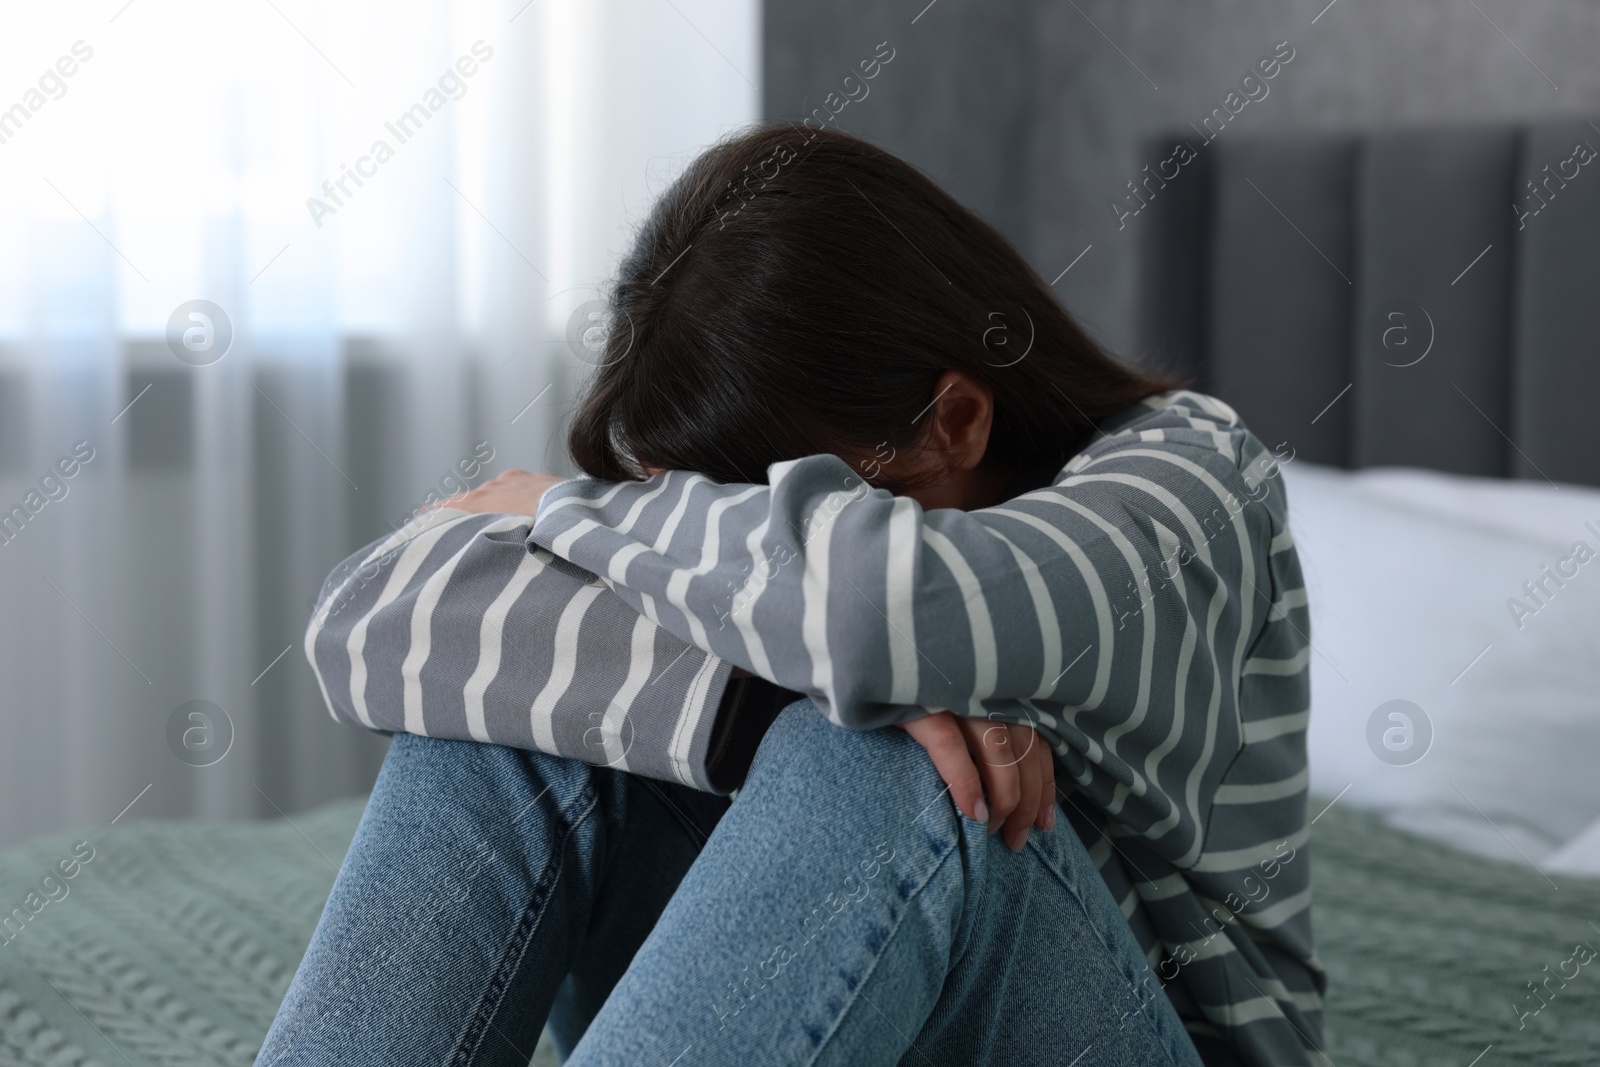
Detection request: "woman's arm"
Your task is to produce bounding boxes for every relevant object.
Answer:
[531,402,1280,729]
[529,394,1289,866]
[309,492,1061,845]
[304,508,740,792]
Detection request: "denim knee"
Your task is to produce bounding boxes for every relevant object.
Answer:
[376,732,621,860]
[747,698,958,820]
[739,698,970,916]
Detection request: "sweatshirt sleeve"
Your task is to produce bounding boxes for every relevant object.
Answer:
[303,507,739,792]
[531,392,1291,867]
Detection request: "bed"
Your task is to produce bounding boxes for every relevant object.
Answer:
[0,793,1596,1066]
[4,121,1600,1066]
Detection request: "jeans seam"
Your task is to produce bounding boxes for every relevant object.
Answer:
[1023,835,1192,1067]
[801,833,959,1067]
[947,817,990,970]
[448,788,602,1067]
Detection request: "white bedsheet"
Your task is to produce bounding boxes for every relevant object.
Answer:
[1282,461,1600,869]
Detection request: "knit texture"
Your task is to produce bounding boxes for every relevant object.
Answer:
[0,797,1593,1066]
[0,800,556,1067]
[1311,801,1600,1065]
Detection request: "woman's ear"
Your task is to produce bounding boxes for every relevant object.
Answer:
[922,370,995,472]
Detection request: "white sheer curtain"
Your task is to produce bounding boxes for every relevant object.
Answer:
[0,0,759,846]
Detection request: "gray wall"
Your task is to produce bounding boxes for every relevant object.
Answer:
[762,0,1600,358]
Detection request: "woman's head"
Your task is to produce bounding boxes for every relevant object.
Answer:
[568,123,1177,503]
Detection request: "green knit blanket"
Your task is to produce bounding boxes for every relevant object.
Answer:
[0,798,1594,1066]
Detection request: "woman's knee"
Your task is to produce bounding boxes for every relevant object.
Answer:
[609,702,971,1063]
[750,700,913,777]
[732,700,960,870]
[371,733,613,849]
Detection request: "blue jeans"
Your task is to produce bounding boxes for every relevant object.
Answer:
[259,701,1202,1066]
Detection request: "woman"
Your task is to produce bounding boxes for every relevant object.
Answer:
[262,125,1323,1066]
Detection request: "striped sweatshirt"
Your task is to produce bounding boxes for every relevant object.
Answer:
[305,389,1324,1066]
[305,508,748,792]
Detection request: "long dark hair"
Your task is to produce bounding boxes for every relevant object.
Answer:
[568,123,1177,489]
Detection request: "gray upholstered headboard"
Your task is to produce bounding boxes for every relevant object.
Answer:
[1134,120,1600,487]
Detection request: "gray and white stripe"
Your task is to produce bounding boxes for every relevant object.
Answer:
[305,510,733,791]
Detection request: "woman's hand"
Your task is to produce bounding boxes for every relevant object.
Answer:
[423,469,566,519]
[899,711,1057,852]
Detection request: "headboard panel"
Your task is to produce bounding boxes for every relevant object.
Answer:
[1136,121,1600,487]
[1515,123,1600,486]
[1206,137,1356,468]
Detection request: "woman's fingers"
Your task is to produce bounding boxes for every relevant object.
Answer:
[1035,740,1058,832]
[898,713,987,823]
[901,713,1058,849]
[421,469,563,517]
[957,717,1019,837]
[1002,724,1041,852]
